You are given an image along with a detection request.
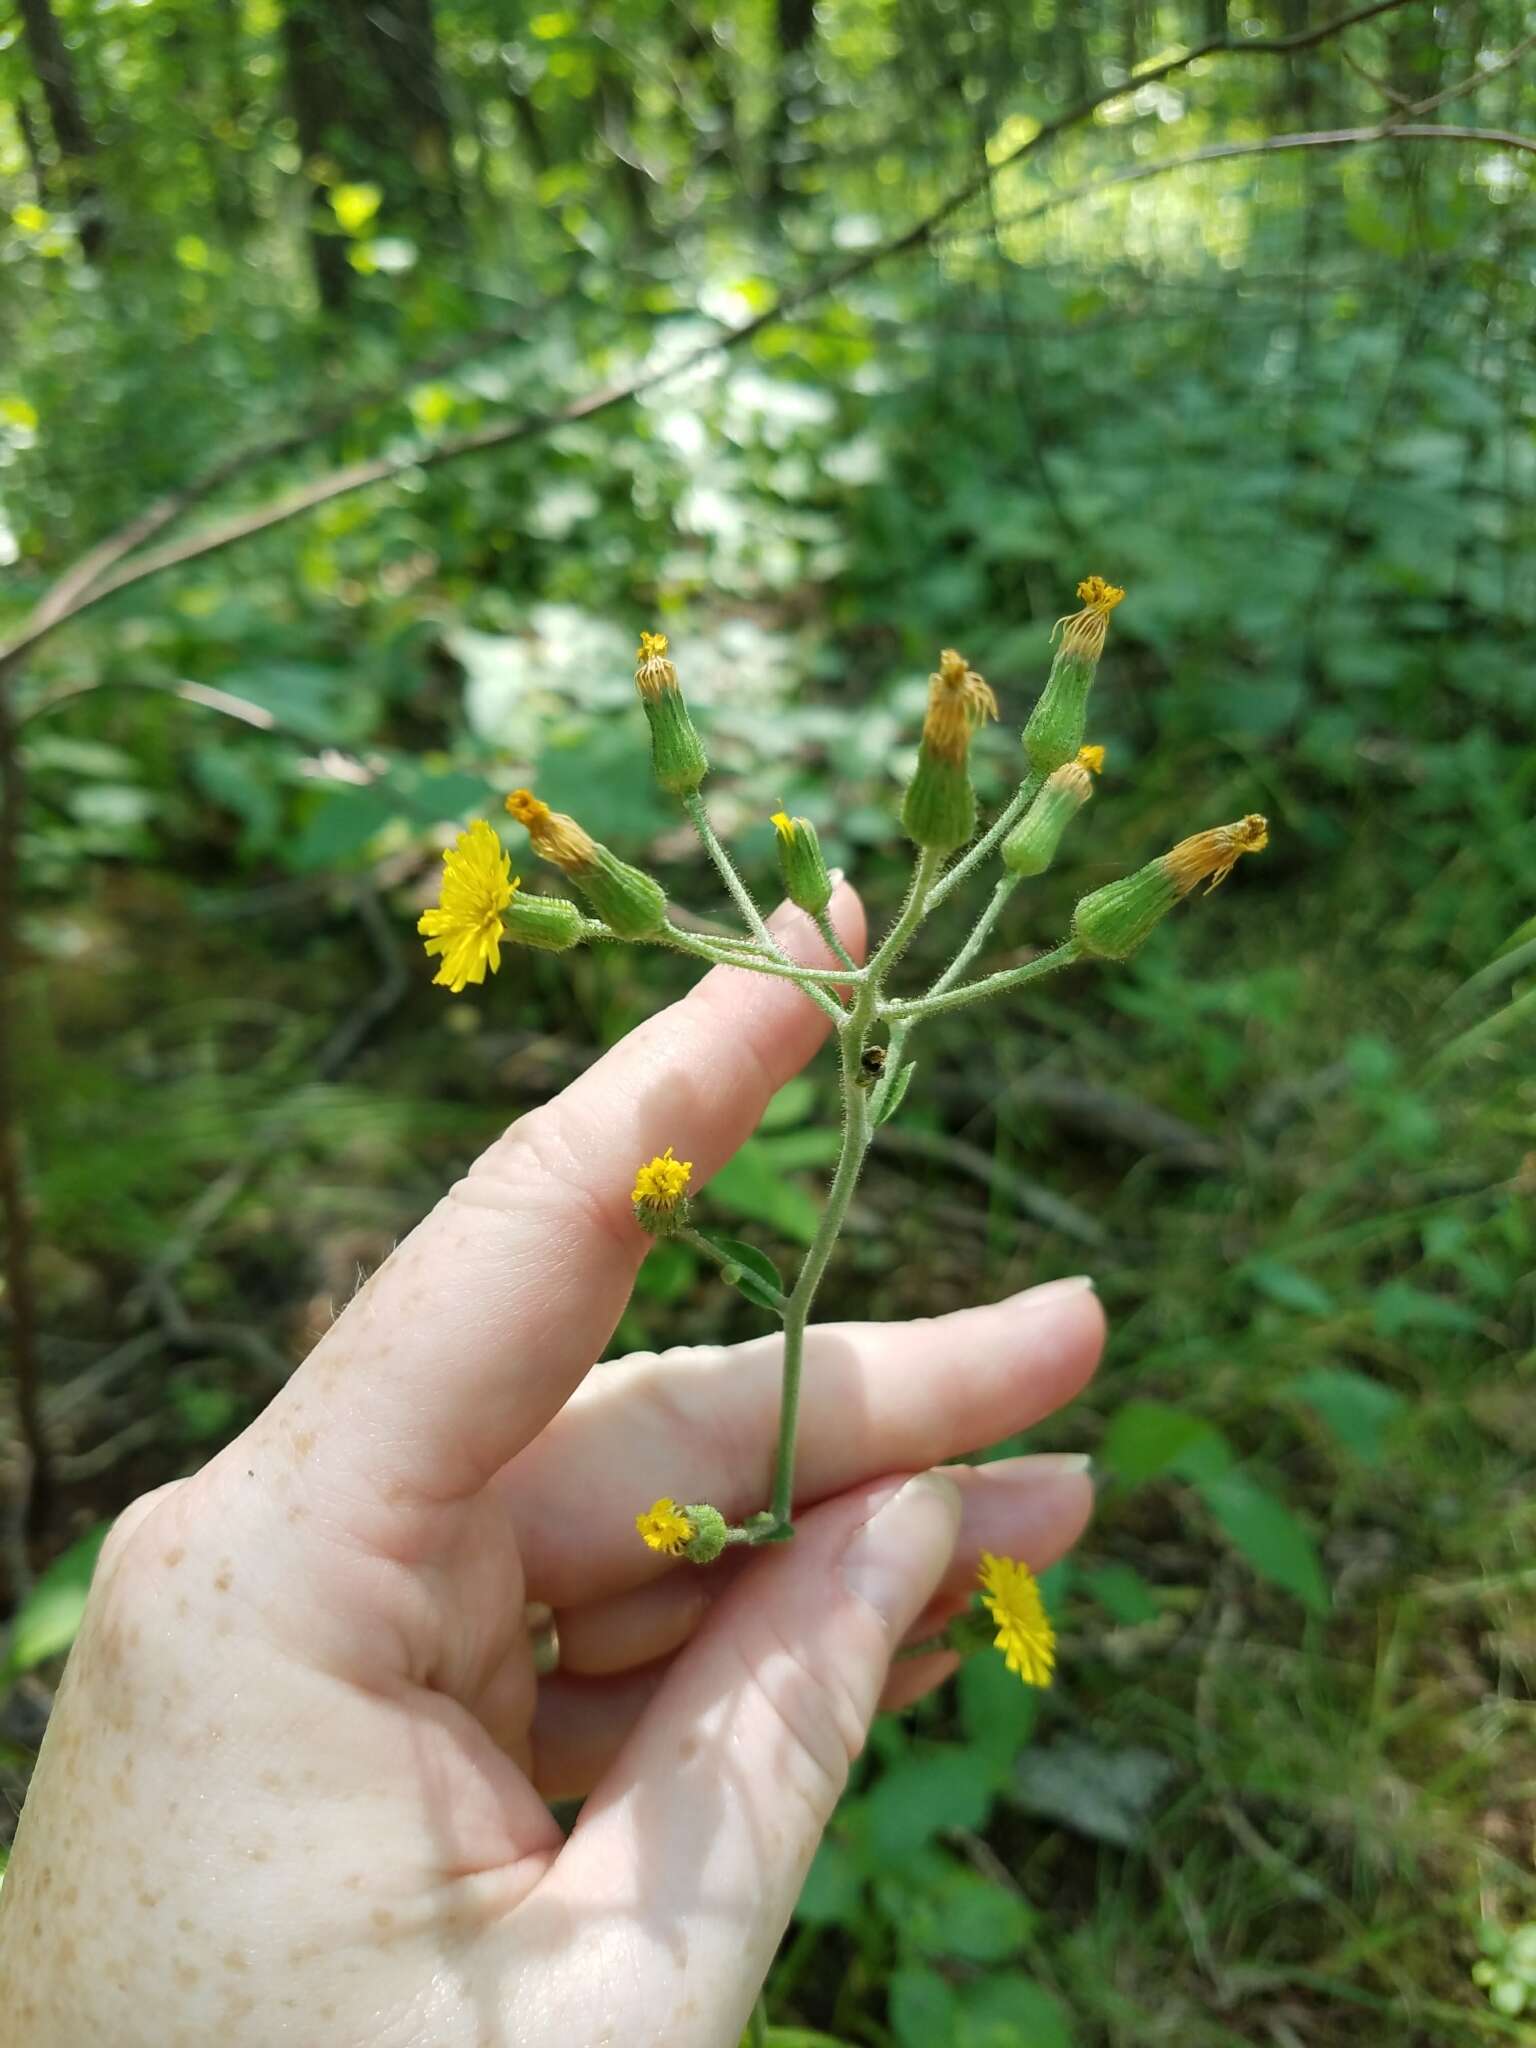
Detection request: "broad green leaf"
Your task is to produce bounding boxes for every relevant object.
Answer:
[959,1972,1075,2048]
[698,1232,785,1313]
[958,1639,1041,1780]
[1198,1472,1329,1613]
[795,1835,863,1928]
[863,1746,995,1859]
[5,1524,109,1678]
[758,1078,816,1131]
[707,1141,821,1243]
[1287,1367,1407,1465]
[1083,1562,1160,1625]
[904,1867,1035,1963]
[1245,1258,1336,1317]
[1101,1401,1230,1486]
[889,1963,960,2047]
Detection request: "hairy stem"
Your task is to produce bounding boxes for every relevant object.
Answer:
[884,939,1082,1022]
[769,1034,872,1529]
[924,772,1041,912]
[813,907,859,977]
[658,925,847,1016]
[926,873,1020,1000]
[681,791,787,960]
[676,1226,790,1316]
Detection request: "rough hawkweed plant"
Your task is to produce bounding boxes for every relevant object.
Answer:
[415,579,1269,1687]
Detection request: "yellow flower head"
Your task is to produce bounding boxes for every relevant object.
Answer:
[978,1552,1056,1687]
[1077,744,1106,775]
[770,809,796,841]
[1163,812,1269,897]
[635,629,679,700]
[632,1146,692,1211]
[922,648,999,764]
[506,788,599,873]
[636,1497,695,1556]
[417,820,517,994]
[1054,576,1127,662]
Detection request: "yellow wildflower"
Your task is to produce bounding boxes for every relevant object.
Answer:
[978,1552,1056,1687]
[1053,575,1126,662]
[1077,744,1106,775]
[770,809,795,840]
[417,820,516,994]
[922,648,999,765]
[632,1146,692,1211]
[636,1497,695,1556]
[1164,812,1269,896]
[505,788,599,872]
[634,630,679,700]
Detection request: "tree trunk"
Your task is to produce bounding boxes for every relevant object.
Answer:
[15,0,107,258]
[280,0,354,312]
[353,0,460,227]
[765,0,818,206]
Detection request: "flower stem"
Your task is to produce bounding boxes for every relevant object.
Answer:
[677,1226,790,1316]
[924,772,1042,913]
[882,939,1082,1022]
[925,873,1020,1000]
[682,790,788,960]
[813,907,858,978]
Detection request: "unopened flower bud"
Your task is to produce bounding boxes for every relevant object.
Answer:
[679,1503,730,1565]
[631,1146,693,1235]
[1073,813,1268,959]
[1001,752,1098,876]
[1022,577,1124,777]
[504,892,585,951]
[902,648,998,853]
[634,631,708,794]
[506,788,668,937]
[770,811,832,915]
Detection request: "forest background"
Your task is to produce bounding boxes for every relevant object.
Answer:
[0,1,1532,2042]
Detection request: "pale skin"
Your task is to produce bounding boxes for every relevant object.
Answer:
[0,883,1105,2048]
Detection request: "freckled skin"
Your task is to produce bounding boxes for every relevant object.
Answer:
[0,896,1103,2048]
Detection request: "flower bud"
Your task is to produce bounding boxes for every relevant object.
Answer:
[504,891,585,952]
[901,648,998,853]
[635,631,708,794]
[1073,812,1268,960]
[631,1146,692,1235]
[680,1503,730,1565]
[506,788,668,938]
[1001,750,1099,876]
[770,811,832,915]
[1022,576,1124,777]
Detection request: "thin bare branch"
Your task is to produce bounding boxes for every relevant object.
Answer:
[0,0,1422,681]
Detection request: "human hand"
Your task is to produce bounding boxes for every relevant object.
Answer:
[0,882,1103,2048]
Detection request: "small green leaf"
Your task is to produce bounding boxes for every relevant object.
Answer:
[707,1140,821,1243]
[699,1233,785,1314]
[889,1963,960,2047]
[1082,1562,1160,1625]
[863,1746,995,1859]
[876,1059,917,1125]
[795,1834,863,1928]
[959,1972,1075,2048]
[1198,1472,1329,1613]
[1287,1367,1407,1466]
[1101,1401,1230,1486]
[5,1523,109,1678]
[1245,1257,1336,1316]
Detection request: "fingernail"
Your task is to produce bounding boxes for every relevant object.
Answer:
[828,866,846,887]
[841,1473,961,1629]
[1018,1274,1095,1306]
[1049,1452,1093,1476]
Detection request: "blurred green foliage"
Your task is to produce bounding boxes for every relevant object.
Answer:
[2,0,1533,2041]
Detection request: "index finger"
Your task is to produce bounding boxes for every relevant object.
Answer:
[254,884,866,1516]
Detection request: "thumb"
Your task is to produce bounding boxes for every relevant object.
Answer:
[533,1475,961,2045]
